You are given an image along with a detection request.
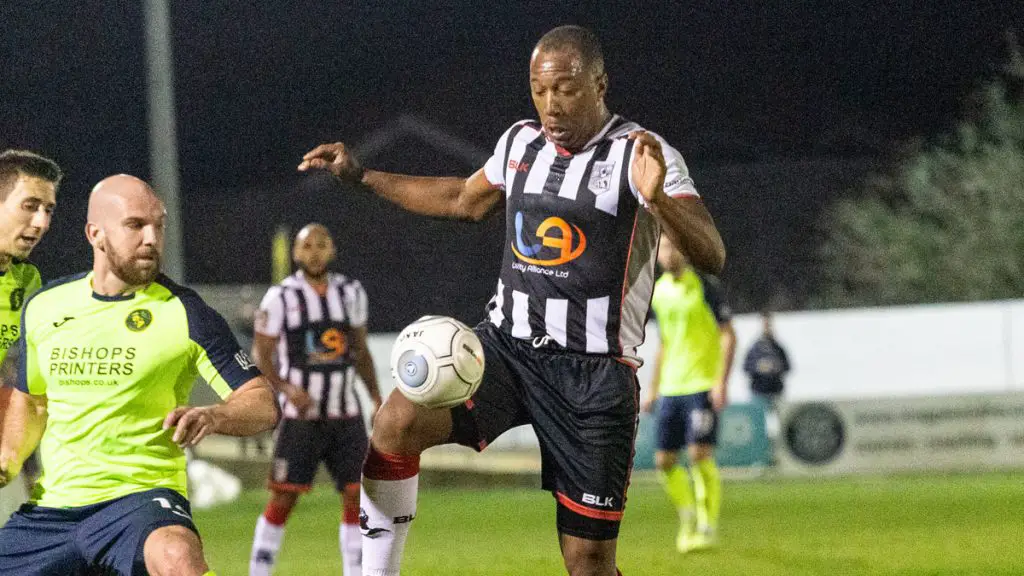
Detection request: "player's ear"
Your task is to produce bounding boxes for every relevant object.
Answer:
[84,222,104,251]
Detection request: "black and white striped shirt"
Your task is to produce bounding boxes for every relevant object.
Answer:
[482,115,699,363]
[255,271,369,419]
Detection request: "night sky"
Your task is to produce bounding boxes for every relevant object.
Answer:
[2,1,1020,328]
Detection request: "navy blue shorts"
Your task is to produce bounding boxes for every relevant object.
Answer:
[0,487,198,576]
[269,417,368,492]
[450,324,640,541]
[655,391,718,451]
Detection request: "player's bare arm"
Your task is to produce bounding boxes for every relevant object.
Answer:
[349,325,383,413]
[0,389,47,487]
[298,142,503,221]
[163,376,279,447]
[252,331,312,413]
[630,131,726,275]
[712,321,737,412]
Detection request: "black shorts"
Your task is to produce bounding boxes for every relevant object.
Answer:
[269,417,368,492]
[0,487,197,576]
[450,324,640,541]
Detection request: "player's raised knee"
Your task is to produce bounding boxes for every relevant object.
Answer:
[372,389,451,454]
[144,525,208,576]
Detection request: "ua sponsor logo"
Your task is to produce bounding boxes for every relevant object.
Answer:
[582,493,615,508]
[511,212,586,266]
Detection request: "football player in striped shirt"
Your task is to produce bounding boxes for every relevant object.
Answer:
[249,224,382,576]
[300,25,725,576]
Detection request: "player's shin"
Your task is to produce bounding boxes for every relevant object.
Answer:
[359,446,420,576]
[341,489,362,576]
[249,500,291,576]
[692,457,721,537]
[656,465,695,525]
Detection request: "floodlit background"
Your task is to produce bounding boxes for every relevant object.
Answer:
[2,1,1024,574]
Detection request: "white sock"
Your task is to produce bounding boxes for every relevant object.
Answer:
[250,515,285,576]
[359,475,418,576]
[341,522,362,576]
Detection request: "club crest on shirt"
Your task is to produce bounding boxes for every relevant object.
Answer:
[9,288,24,311]
[588,161,615,194]
[125,309,153,332]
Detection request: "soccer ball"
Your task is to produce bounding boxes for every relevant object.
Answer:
[390,315,485,409]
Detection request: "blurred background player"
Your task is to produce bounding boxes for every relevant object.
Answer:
[0,174,279,576]
[0,150,61,503]
[249,223,382,576]
[642,234,735,553]
[299,25,725,576]
[742,310,790,465]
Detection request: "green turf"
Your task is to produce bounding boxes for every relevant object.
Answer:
[197,471,1024,575]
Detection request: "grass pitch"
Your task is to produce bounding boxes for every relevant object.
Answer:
[197,471,1023,575]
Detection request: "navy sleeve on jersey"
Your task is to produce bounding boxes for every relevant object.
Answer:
[178,289,262,390]
[11,335,28,393]
[699,274,733,324]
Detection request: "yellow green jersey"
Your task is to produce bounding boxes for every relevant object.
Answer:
[0,260,41,364]
[14,272,261,508]
[650,268,731,397]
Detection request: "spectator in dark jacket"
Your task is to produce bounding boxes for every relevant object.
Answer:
[742,311,790,465]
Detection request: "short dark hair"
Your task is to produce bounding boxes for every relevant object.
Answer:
[536,25,605,75]
[0,150,63,199]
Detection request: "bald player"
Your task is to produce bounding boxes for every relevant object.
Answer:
[250,223,381,576]
[0,175,280,576]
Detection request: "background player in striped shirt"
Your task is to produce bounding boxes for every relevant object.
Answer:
[250,223,382,576]
[0,150,61,497]
[0,175,279,576]
[299,25,725,576]
[642,234,736,553]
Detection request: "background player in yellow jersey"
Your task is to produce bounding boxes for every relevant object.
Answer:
[0,150,60,363]
[0,150,61,500]
[642,234,736,552]
[0,175,280,576]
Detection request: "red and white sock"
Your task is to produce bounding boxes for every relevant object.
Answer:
[359,447,420,576]
[250,503,289,576]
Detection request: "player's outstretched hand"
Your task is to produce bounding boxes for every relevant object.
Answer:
[628,131,667,203]
[164,406,223,448]
[297,142,364,183]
